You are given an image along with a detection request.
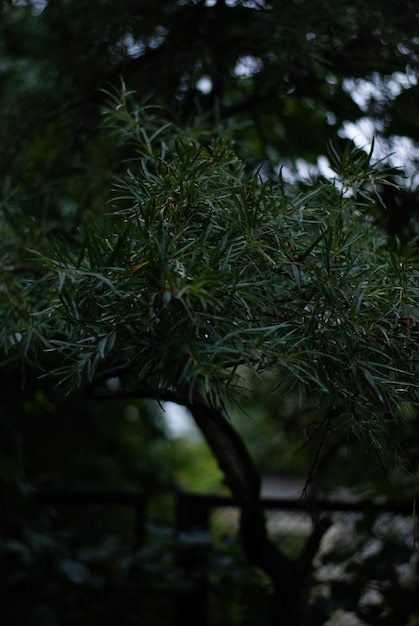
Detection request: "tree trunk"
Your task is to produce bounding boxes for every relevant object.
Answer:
[187,393,308,626]
[85,380,329,625]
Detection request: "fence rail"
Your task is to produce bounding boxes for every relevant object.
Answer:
[34,489,417,514]
[30,489,417,626]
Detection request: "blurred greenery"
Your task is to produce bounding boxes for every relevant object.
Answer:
[1,1,419,625]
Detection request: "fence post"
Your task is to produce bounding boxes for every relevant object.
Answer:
[132,493,147,549]
[173,493,210,626]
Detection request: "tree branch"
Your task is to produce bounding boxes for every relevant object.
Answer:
[87,379,303,608]
[86,378,334,622]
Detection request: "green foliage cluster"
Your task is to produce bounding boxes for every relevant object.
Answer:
[1,0,419,236]
[0,510,267,626]
[3,89,418,447]
[2,500,418,626]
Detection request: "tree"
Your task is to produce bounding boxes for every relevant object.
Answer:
[1,2,419,624]
[2,87,419,623]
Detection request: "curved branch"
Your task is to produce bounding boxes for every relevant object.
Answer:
[86,379,331,623]
[185,392,298,579]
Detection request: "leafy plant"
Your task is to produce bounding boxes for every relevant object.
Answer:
[1,86,418,624]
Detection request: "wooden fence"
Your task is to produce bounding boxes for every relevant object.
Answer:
[32,490,417,626]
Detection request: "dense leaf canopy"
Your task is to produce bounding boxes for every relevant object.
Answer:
[3,90,419,444]
[1,0,419,235]
[1,0,419,454]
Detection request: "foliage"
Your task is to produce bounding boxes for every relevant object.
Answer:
[2,500,418,626]
[0,498,269,626]
[1,0,419,236]
[0,513,181,626]
[1,1,419,624]
[1,83,419,624]
[3,89,418,446]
